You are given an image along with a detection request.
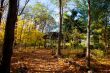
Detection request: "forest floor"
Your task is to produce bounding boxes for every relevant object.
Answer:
[11,48,110,73]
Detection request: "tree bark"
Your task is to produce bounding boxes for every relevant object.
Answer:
[0,0,17,73]
[86,0,91,70]
[56,0,62,56]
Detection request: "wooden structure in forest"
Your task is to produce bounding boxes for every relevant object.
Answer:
[43,32,63,48]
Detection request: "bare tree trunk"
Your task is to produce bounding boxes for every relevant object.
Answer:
[44,38,47,48]
[104,16,108,55]
[86,0,91,70]
[0,0,17,72]
[61,5,64,49]
[19,23,25,49]
[56,0,62,56]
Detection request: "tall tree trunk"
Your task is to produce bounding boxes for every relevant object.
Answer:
[104,16,108,55]
[0,0,5,25]
[86,0,91,70]
[19,23,25,49]
[0,0,17,72]
[56,0,62,56]
[61,5,64,49]
[44,38,47,48]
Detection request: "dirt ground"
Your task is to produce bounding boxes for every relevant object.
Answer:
[11,48,110,73]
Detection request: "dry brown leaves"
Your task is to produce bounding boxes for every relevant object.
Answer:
[11,48,110,73]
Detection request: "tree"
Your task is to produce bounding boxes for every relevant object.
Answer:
[15,17,25,48]
[32,3,49,32]
[0,0,18,73]
[62,9,85,49]
[73,0,88,23]
[73,0,110,51]
[0,0,5,25]
[56,0,62,56]
[50,0,71,56]
[86,0,91,70]
[90,0,110,54]
[50,0,69,18]
[18,0,30,15]
[0,0,8,25]
[14,0,30,48]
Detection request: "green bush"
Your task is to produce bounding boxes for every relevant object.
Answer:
[91,49,104,57]
[93,43,104,49]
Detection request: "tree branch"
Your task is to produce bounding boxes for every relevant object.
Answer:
[18,0,30,15]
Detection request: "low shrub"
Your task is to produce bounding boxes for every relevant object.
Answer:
[91,49,104,57]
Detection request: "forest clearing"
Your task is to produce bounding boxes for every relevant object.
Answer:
[0,0,110,73]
